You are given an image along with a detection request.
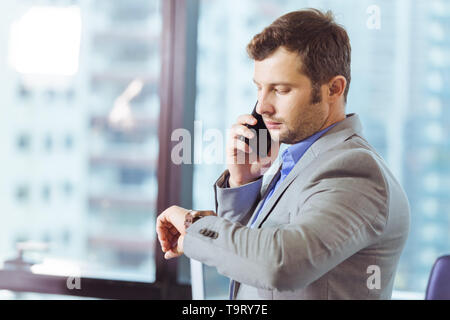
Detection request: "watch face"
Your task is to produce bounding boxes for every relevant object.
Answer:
[185,210,215,229]
[192,211,202,218]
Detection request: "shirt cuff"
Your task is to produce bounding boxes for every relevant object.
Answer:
[213,170,263,222]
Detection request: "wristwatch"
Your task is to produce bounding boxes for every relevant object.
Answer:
[184,210,216,229]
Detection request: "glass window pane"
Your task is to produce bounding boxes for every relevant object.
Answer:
[193,0,450,299]
[0,0,162,283]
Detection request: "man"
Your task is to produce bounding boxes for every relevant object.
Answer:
[157,9,410,300]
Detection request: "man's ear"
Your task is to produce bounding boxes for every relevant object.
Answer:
[328,76,347,100]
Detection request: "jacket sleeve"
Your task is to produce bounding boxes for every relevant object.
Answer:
[183,150,389,291]
[213,169,263,225]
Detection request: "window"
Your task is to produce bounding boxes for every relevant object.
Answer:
[16,134,31,151]
[62,181,74,197]
[17,84,32,99]
[192,0,450,299]
[64,134,74,149]
[2,0,158,281]
[0,0,192,299]
[41,185,51,202]
[43,134,53,152]
[15,185,30,203]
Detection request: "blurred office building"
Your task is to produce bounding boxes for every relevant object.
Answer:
[0,0,162,282]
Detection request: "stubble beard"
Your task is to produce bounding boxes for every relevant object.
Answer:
[278,86,325,145]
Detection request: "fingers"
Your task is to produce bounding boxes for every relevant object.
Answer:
[158,230,171,253]
[156,214,177,253]
[230,123,256,141]
[229,135,253,154]
[159,228,179,253]
[229,113,258,141]
[169,225,179,235]
[156,217,167,249]
[164,241,180,259]
[164,250,182,259]
[164,235,184,260]
[236,114,257,126]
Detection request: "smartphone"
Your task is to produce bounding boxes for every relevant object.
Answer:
[240,101,271,158]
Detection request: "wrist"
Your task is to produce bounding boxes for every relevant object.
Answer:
[229,175,260,188]
[228,175,246,188]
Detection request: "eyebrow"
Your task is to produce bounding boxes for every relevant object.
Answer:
[252,79,294,86]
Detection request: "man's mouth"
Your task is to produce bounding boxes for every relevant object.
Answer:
[265,120,282,129]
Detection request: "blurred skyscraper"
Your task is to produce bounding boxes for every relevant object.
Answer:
[0,0,162,282]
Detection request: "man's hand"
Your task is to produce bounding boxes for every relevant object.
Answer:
[226,113,280,187]
[156,205,189,259]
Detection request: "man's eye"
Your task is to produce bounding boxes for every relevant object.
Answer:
[275,88,290,94]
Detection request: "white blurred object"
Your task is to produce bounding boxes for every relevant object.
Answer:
[30,258,81,277]
[3,241,50,271]
[8,6,81,89]
[108,79,144,131]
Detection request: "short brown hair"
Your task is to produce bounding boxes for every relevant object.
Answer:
[247,9,351,103]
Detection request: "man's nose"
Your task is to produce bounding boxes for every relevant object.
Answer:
[256,93,275,115]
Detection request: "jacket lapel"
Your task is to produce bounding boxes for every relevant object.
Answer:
[251,150,316,228]
[252,114,363,228]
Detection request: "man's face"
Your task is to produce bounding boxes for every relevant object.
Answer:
[253,47,329,144]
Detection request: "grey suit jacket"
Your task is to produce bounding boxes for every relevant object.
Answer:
[184,113,410,299]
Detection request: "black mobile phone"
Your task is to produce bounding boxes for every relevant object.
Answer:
[240,101,271,158]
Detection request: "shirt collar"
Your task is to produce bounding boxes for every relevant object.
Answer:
[280,123,339,176]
